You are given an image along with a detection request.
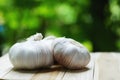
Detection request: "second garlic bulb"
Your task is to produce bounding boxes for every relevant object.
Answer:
[52,38,90,69]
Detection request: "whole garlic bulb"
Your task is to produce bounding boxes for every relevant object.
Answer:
[9,40,53,69]
[52,38,90,69]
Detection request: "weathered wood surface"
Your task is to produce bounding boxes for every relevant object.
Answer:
[0,52,120,80]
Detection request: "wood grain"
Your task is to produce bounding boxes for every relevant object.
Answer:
[31,65,66,80]
[94,53,120,80]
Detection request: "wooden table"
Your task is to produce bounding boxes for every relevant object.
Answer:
[0,52,120,80]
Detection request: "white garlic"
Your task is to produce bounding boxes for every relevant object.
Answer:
[9,32,90,70]
[9,40,53,69]
[52,38,90,69]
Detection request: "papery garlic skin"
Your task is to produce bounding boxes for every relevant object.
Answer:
[44,36,56,40]
[43,36,58,64]
[52,38,90,69]
[27,33,43,41]
[43,36,56,48]
[9,41,53,69]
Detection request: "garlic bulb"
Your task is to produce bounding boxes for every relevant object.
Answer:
[52,38,90,69]
[9,40,53,69]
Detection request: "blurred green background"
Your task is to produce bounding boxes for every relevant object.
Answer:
[0,0,120,56]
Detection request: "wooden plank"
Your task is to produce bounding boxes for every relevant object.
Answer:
[55,71,66,80]
[61,53,95,80]
[2,70,36,80]
[0,54,12,70]
[93,53,100,80]
[94,53,120,80]
[3,65,65,80]
[0,54,13,78]
[31,65,66,80]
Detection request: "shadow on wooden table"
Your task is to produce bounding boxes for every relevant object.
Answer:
[12,65,90,73]
[67,67,89,73]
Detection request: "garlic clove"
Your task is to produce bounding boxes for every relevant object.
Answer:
[52,38,90,69]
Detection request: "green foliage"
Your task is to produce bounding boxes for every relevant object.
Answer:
[55,3,77,24]
[0,0,120,55]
